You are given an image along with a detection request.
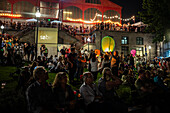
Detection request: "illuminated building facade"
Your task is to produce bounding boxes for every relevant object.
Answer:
[0,0,122,25]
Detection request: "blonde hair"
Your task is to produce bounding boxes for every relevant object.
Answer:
[52,72,67,87]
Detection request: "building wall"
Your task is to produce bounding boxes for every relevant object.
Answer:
[95,31,156,59]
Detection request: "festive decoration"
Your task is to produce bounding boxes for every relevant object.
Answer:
[78,93,81,98]
[74,91,77,95]
[91,13,135,22]
[0,13,21,17]
[131,49,136,57]
[95,49,100,56]
[66,14,135,25]
[102,36,115,52]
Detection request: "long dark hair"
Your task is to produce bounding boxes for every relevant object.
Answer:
[104,54,109,61]
[92,53,96,62]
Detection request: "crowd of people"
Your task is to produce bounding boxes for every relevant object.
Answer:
[0,19,146,36]
[0,35,36,66]
[0,20,169,113]
[5,42,169,113]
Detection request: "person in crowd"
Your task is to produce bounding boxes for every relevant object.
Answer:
[98,67,128,113]
[130,54,134,69]
[121,69,129,85]
[55,56,68,74]
[111,51,120,77]
[17,66,31,91]
[7,43,12,65]
[76,50,86,82]
[100,54,110,73]
[30,44,35,61]
[135,69,156,95]
[30,61,38,76]
[135,69,170,112]
[60,46,66,57]
[67,47,77,84]
[42,56,48,68]
[89,52,99,81]
[23,43,28,60]
[52,72,76,113]
[37,56,43,66]
[0,36,2,48]
[43,44,48,58]
[40,44,43,57]
[48,55,53,64]
[154,70,169,91]
[80,72,103,113]
[26,66,53,113]
[53,55,59,64]
[26,43,31,62]
[0,47,4,64]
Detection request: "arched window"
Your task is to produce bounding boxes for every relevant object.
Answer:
[63,6,82,21]
[103,10,120,22]
[84,8,102,22]
[13,1,36,18]
[0,1,11,13]
[85,0,101,4]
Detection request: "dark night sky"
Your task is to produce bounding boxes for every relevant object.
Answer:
[110,0,143,19]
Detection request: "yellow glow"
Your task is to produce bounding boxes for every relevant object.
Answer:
[102,36,115,52]
[63,11,72,14]
[0,13,21,17]
[67,17,122,25]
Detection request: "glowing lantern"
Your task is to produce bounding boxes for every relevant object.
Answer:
[73,91,77,95]
[101,36,115,52]
[95,49,100,56]
[78,93,81,98]
[131,49,136,57]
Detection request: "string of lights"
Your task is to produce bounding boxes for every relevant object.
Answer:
[0,13,21,17]
[90,13,135,22]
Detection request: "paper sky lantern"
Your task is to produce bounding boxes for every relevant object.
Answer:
[131,49,136,57]
[101,36,115,52]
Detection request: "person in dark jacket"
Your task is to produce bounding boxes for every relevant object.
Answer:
[130,54,134,69]
[26,66,53,113]
[52,72,76,113]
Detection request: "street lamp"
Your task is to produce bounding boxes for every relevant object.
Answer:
[149,46,151,62]
[87,37,91,52]
[35,10,41,61]
[1,25,4,35]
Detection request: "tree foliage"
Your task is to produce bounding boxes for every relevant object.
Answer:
[139,0,170,42]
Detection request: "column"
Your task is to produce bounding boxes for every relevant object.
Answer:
[11,4,13,22]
